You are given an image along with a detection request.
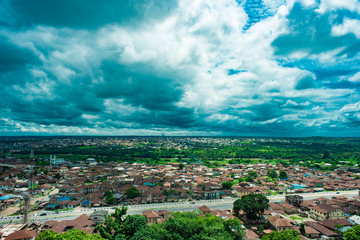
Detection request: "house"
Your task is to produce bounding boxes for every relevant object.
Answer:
[314,197,329,204]
[285,195,303,207]
[5,230,36,240]
[89,210,108,224]
[210,209,235,220]
[310,204,345,221]
[113,193,124,204]
[203,191,220,200]
[198,205,211,214]
[244,230,260,240]
[48,214,95,234]
[279,202,299,214]
[267,214,294,232]
[300,200,316,211]
[142,210,159,224]
[294,226,320,239]
[167,195,180,202]
[305,221,338,238]
[0,202,8,211]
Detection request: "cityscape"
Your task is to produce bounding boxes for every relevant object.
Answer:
[0,137,359,239]
[1,0,360,239]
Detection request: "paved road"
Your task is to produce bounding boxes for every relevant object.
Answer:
[1,190,358,226]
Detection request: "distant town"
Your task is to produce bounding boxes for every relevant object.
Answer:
[0,136,360,239]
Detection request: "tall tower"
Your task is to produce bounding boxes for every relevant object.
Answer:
[30,146,34,161]
[23,194,30,225]
[28,165,34,195]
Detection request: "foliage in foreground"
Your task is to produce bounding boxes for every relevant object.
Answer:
[96,207,245,240]
[261,230,301,240]
[36,229,105,240]
[344,225,360,240]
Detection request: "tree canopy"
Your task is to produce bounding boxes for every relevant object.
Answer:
[126,187,140,199]
[344,225,360,240]
[96,207,244,240]
[233,194,269,220]
[135,212,245,240]
[36,229,104,240]
[267,170,278,179]
[222,181,233,189]
[279,170,287,179]
[104,190,114,205]
[261,230,301,240]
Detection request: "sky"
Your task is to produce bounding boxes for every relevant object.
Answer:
[0,0,360,137]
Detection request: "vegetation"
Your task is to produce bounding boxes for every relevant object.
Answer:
[4,137,359,170]
[36,229,104,239]
[96,206,245,240]
[261,230,301,240]
[222,181,233,189]
[104,190,114,205]
[279,170,287,179]
[126,187,140,199]
[344,225,360,240]
[233,194,269,220]
[299,223,305,236]
[267,170,278,180]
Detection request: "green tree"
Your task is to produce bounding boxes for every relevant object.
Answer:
[141,212,245,240]
[104,190,113,199]
[279,171,287,179]
[335,223,344,234]
[261,230,301,240]
[299,223,306,236]
[106,196,114,205]
[222,181,233,190]
[267,170,278,180]
[36,231,57,240]
[248,171,258,178]
[104,190,114,205]
[233,194,269,219]
[344,225,360,240]
[36,229,105,240]
[223,217,245,240]
[258,225,264,234]
[245,175,254,182]
[54,173,61,179]
[126,187,140,199]
[322,150,330,159]
[95,206,128,240]
[122,215,148,239]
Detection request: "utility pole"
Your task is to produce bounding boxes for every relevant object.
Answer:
[30,146,34,161]
[23,194,30,225]
[28,165,34,195]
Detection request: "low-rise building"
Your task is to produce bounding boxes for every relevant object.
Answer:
[310,204,345,221]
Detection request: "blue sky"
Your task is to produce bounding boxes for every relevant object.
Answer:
[0,0,360,136]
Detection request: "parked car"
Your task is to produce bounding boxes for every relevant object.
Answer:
[40,213,47,216]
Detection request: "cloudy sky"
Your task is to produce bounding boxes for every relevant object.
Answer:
[1,0,360,136]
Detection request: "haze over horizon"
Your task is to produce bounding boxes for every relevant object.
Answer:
[1,0,360,137]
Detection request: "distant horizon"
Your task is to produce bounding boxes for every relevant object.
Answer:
[1,0,360,136]
[0,134,360,138]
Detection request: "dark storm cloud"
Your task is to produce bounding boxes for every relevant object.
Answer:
[3,0,178,29]
[0,36,40,72]
[95,61,183,111]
